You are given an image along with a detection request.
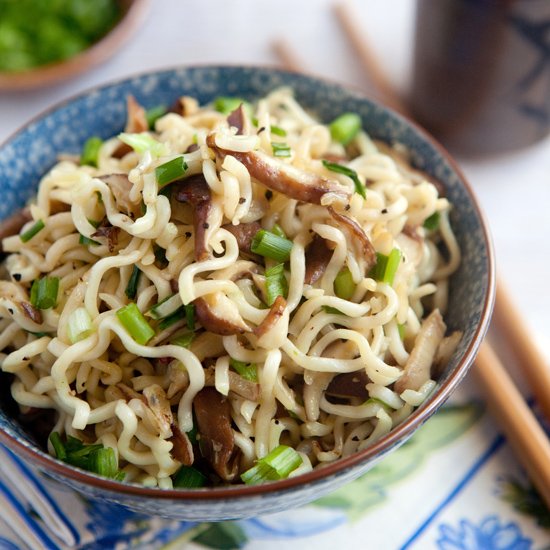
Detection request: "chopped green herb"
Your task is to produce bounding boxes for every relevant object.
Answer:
[20,219,45,243]
[145,105,167,129]
[172,332,195,348]
[116,302,154,345]
[241,445,302,485]
[124,266,141,300]
[185,303,196,331]
[272,142,291,157]
[49,432,124,480]
[158,307,185,331]
[322,160,366,198]
[80,136,102,167]
[118,133,166,157]
[322,305,344,315]
[398,323,406,340]
[230,358,258,382]
[251,229,293,263]
[270,224,286,239]
[329,113,361,145]
[173,465,207,488]
[265,263,288,306]
[148,293,182,320]
[334,267,355,301]
[30,276,59,309]
[155,156,188,188]
[213,96,251,115]
[370,248,402,286]
[79,234,101,246]
[67,307,94,344]
[423,211,441,231]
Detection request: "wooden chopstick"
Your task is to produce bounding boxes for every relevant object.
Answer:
[475,343,550,508]
[273,15,550,508]
[492,281,550,422]
[272,39,307,73]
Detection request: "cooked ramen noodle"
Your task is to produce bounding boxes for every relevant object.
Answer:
[0,89,461,487]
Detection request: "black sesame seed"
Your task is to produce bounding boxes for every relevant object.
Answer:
[381,208,388,214]
[238,197,246,204]
[185,232,192,238]
[203,223,209,229]
[345,204,351,211]
[12,274,21,282]
[265,190,273,200]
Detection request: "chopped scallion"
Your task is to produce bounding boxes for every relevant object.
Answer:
[398,323,406,340]
[213,96,250,115]
[30,276,59,309]
[79,234,100,246]
[334,267,355,301]
[251,229,293,263]
[118,132,166,156]
[145,105,167,129]
[270,125,287,137]
[185,303,196,331]
[125,266,141,300]
[155,156,188,188]
[49,432,66,460]
[20,219,45,243]
[423,211,440,231]
[158,308,185,331]
[116,302,155,345]
[322,160,366,199]
[67,307,94,344]
[370,248,402,286]
[80,136,103,167]
[49,432,124,480]
[265,263,288,306]
[329,113,361,145]
[322,305,343,315]
[230,358,258,382]
[271,142,291,157]
[172,332,195,348]
[241,445,302,485]
[270,224,286,239]
[173,465,207,488]
[148,293,183,320]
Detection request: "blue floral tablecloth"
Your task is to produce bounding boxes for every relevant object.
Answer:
[1,372,549,550]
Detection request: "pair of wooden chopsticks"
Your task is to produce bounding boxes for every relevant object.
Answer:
[273,1,550,509]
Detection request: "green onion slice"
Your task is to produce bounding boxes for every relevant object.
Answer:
[271,142,291,157]
[230,358,258,382]
[173,465,207,488]
[270,224,286,239]
[334,267,355,301]
[80,136,103,167]
[213,96,251,115]
[125,266,141,300]
[49,432,66,460]
[118,132,166,157]
[185,303,196,331]
[398,323,406,340]
[172,332,195,348]
[265,263,288,306]
[322,160,366,199]
[30,276,59,310]
[155,156,188,188]
[251,229,293,263]
[145,105,167,129]
[20,219,45,243]
[79,234,101,247]
[423,211,440,231]
[241,445,302,485]
[88,447,119,478]
[148,293,183,320]
[370,248,402,286]
[116,302,155,345]
[329,113,361,145]
[158,308,185,331]
[67,307,94,344]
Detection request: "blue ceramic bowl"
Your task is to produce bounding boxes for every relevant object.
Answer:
[0,66,495,521]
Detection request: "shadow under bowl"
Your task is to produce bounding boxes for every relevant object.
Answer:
[0,65,495,521]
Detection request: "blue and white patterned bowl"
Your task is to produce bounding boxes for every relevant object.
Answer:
[0,66,495,521]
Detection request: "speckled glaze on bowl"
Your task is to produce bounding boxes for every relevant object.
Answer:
[0,66,495,521]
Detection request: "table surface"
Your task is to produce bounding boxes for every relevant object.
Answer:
[0,1,549,548]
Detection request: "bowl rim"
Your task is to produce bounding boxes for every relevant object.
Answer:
[0,64,496,500]
[0,0,151,91]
